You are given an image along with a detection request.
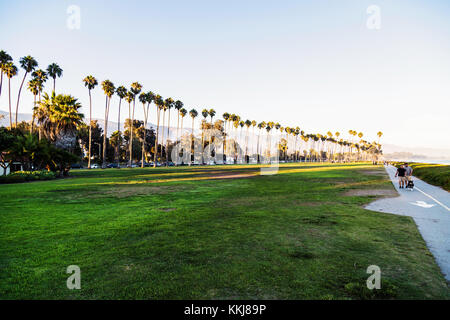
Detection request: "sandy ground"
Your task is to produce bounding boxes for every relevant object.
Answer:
[365,165,450,281]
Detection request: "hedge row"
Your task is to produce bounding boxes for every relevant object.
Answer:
[0,171,57,184]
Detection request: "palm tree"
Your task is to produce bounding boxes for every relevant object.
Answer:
[30,70,47,132]
[200,109,209,163]
[189,109,198,165]
[83,75,98,169]
[101,80,115,168]
[179,108,187,164]
[377,131,383,155]
[36,92,83,148]
[31,69,47,99]
[4,62,18,128]
[153,95,164,167]
[251,120,256,158]
[174,100,184,165]
[0,50,13,100]
[125,91,134,166]
[140,91,154,167]
[115,86,127,167]
[128,82,142,167]
[244,120,251,162]
[165,98,174,165]
[222,112,230,160]
[46,63,63,93]
[16,56,38,127]
[27,78,39,133]
[256,121,265,163]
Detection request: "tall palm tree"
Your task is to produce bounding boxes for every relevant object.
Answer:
[0,50,13,100]
[179,108,188,164]
[244,120,251,161]
[16,56,38,127]
[251,120,256,157]
[125,91,134,166]
[101,80,115,168]
[153,95,164,167]
[83,75,98,169]
[200,109,209,163]
[140,91,154,167]
[256,121,265,163]
[128,82,142,167]
[46,63,63,93]
[31,69,47,100]
[189,109,198,165]
[27,78,39,133]
[174,100,184,164]
[222,112,230,159]
[165,98,174,165]
[115,86,127,167]
[377,131,383,155]
[4,62,18,128]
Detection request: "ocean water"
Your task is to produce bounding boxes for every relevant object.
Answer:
[426,160,450,165]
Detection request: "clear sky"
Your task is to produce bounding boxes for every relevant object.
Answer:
[1,0,449,151]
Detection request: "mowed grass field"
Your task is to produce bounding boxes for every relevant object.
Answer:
[0,163,449,299]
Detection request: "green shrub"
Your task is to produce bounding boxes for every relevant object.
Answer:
[0,170,57,184]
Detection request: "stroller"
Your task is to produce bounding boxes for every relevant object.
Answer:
[405,177,414,191]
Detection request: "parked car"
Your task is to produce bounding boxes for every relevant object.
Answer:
[91,164,100,169]
[106,163,119,168]
[70,163,83,169]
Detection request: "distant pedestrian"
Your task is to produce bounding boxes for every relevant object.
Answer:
[395,165,407,189]
[404,163,413,181]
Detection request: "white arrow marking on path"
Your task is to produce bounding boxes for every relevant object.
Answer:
[410,200,435,208]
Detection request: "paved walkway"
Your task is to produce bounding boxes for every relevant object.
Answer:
[365,165,450,281]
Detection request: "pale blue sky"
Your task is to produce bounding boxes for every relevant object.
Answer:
[1,0,449,150]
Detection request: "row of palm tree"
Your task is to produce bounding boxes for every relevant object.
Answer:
[1,50,384,168]
[0,51,63,131]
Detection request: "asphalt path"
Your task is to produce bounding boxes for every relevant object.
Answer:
[365,165,450,281]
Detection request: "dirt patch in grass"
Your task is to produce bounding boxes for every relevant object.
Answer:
[361,170,386,176]
[293,200,338,207]
[344,189,397,197]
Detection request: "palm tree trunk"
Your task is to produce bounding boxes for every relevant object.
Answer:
[30,94,36,134]
[153,108,161,168]
[161,110,166,164]
[180,116,184,164]
[166,109,171,165]
[8,78,12,129]
[116,98,122,168]
[102,96,109,169]
[88,90,92,169]
[129,100,136,167]
[175,111,180,166]
[15,72,28,127]
[53,78,56,93]
[141,103,149,168]
[190,118,194,166]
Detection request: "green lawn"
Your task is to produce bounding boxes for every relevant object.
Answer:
[0,163,448,299]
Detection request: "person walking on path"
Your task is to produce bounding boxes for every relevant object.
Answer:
[404,163,413,182]
[395,164,407,188]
